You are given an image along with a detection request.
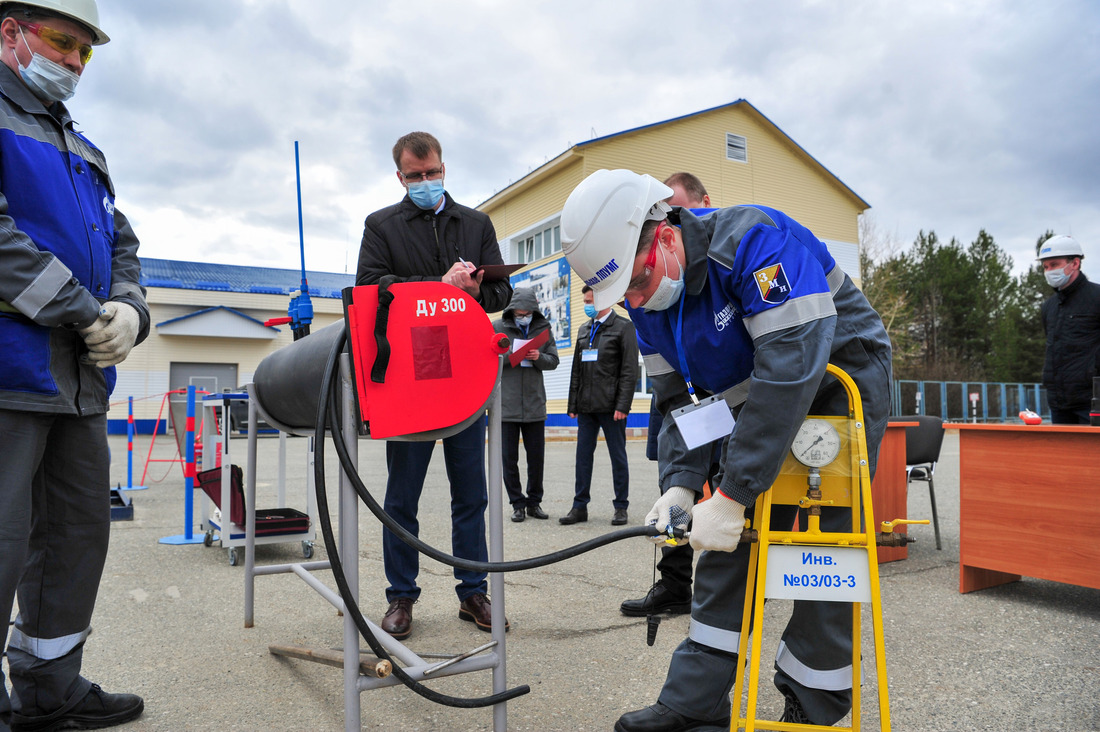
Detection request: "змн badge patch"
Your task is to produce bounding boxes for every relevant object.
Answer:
[753,263,791,304]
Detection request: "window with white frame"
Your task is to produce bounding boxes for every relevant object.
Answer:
[726,132,748,163]
[514,221,561,264]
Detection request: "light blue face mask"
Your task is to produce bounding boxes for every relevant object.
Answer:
[406,179,445,210]
[18,29,80,102]
[514,314,532,329]
[583,304,597,319]
[1044,267,1070,289]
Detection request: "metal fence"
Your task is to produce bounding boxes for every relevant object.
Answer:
[892,380,1046,422]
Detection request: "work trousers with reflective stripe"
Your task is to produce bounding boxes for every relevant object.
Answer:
[658,390,890,725]
[0,410,109,727]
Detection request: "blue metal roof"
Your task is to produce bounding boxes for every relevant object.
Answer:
[155,305,274,328]
[140,258,355,299]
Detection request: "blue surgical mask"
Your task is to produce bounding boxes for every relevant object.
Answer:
[1044,267,1070,289]
[514,314,532,329]
[583,304,597,319]
[407,179,445,210]
[18,29,80,103]
[643,246,685,311]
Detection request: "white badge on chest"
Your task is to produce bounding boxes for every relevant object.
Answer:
[670,394,736,450]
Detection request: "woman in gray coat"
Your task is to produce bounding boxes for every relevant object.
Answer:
[492,286,559,521]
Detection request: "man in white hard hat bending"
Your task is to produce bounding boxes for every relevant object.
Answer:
[1037,235,1100,424]
[560,169,892,730]
[0,1,147,729]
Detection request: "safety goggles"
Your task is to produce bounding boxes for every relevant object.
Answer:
[625,222,667,292]
[17,21,93,64]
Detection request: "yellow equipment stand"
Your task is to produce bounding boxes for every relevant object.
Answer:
[730,364,923,732]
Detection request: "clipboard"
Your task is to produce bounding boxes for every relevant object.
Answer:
[508,328,550,367]
[475,263,524,282]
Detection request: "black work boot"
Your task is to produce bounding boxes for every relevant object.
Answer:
[614,702,730,732]
[780,693,812,724]
[620,581,691,617]
[12,683,144,732]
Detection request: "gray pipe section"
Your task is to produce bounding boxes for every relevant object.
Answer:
[249,318,488,441]
[251,320,346,434]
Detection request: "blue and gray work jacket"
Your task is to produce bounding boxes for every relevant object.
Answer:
[629,205,892,507]
[0,64,148,414]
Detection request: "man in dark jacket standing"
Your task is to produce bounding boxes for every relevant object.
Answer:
[1039,235,1100,424]
[493,287,559,522]
[356,131,512,639]
[561,285,640,526]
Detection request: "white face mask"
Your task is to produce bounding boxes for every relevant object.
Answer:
[643,244,685,311]
[17,28,81,102]
[1044,267,1070,289]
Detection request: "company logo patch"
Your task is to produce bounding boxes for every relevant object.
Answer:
[714,302,737,331]
[102,196,114,216]
[753,263,791,304]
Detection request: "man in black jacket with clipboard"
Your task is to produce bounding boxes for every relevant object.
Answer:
[356,131,513,639]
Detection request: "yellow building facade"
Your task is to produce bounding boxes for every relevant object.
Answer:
[477,100,869,426]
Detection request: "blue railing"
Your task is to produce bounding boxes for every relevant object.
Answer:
[892,380,1045,422]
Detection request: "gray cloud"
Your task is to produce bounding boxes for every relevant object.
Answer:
[61,0,1100,276]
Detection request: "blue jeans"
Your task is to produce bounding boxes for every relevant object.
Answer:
[573,412,629,510]
[382,418,488,603]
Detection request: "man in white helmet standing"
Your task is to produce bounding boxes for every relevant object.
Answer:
[561,169,892,730]
[1038,235,1100,424]
[0,1,147,729]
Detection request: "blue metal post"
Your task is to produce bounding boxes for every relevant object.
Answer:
[122,396,147,490]
[160,385,204,545]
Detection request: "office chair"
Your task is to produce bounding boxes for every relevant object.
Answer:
[904,415,945,550]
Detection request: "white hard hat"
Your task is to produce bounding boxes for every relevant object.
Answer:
[1,0,108,44]
[561,169,673,310]
[1037,234,1084,260]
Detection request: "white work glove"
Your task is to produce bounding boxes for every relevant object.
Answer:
[645,486,696,545]
[689,491,747,552]
[80,301,140,368]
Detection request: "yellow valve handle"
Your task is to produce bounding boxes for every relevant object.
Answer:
[880,518,931,533]
[797,497,835,508]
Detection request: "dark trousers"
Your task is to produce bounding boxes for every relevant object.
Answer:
[382,418,488,603]
[0,410,108,725]
[573,412,629,510]
[502,420,545,509]
[1050,406,1091,424]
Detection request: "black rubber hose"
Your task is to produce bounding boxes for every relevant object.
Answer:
[312,326,530,709]
[321,330,664,572]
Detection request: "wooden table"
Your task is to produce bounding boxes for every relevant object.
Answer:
[871,422,915,563]
[947,423,1100,593]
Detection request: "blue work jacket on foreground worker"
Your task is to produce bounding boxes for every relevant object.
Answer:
[0,64,149,411]
[628,205,893,507]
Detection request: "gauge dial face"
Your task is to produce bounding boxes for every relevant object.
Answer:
[791,419,842,468]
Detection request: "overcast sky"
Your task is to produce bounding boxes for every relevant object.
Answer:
[69,0,1098,279]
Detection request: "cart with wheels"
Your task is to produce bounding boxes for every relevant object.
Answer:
[197,392,316,565]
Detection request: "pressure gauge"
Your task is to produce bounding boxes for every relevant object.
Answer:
[791,419,842,468]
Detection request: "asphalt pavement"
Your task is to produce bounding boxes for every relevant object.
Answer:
[21,429,1098,731]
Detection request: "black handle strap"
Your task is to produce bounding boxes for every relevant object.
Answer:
[370,277,397,384]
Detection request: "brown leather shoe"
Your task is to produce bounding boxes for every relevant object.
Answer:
[381,597,414,640]
[458,593,510,633]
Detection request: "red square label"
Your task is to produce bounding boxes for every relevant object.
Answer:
[410,325,452,380]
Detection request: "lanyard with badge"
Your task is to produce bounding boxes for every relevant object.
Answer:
[667,291,736,449]
[581,319,601,362]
